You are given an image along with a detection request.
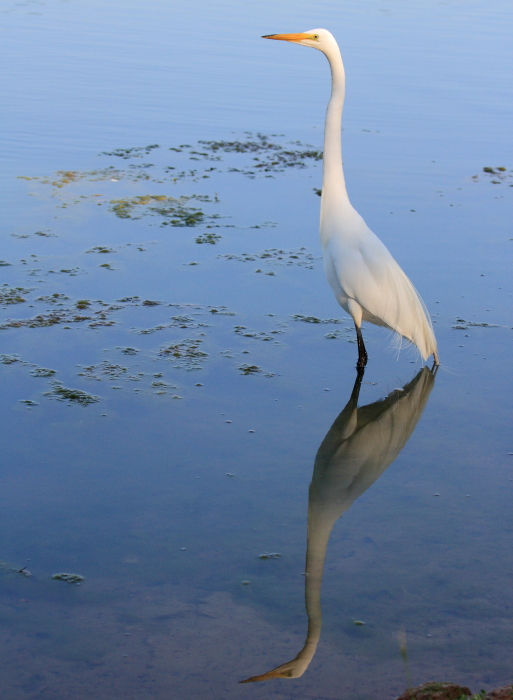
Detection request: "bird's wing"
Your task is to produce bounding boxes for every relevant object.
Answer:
[325,231,437,360]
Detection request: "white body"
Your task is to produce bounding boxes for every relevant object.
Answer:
[322,208,436,360]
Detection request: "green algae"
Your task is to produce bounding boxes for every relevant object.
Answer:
[134,324,169,335]
[292,314,344,324]
[30,367,56,377]
[78,361,128,381]
[158,338,208,370]
[44,382,100,406]
[86,246,116,254]
[101,145,160,159]
[0,296,129,331]
[208,306,236,316]
[108,194,216,227]
[219,247,315,269]
[36,293,70,304]
[471,166,513,186]
[0,286,31,306]
[0,356,57,381]
[238,364,262,375]
[52,573,84,584]
[18,165,157,193]
[171,315,209,328]
[1,354,22,364]
[233,326,283,342]
[195,134,322,176]
[452,318,500,330]
[195,232,221,244]
[96,134,323,184]
[134,312,211,335]
[1,310,92,329]
[48,268,83,276]
[325,329,346,339]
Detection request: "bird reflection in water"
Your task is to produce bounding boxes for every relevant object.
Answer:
[240,366,436,683]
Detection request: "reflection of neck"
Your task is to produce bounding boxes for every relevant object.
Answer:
[303,377,361,656]
[239,376,362,684]
[303,484,354,656]
[239,483,353,683]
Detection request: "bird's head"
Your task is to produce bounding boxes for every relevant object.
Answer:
[262,28,336,54]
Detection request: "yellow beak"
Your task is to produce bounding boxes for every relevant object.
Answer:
[262,33,311,43]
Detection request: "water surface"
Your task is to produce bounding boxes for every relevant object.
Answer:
[1,1,512,698]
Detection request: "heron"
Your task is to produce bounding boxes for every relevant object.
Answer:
[263,29,439,369]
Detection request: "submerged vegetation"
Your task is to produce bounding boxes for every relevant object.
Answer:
[86,246,117,254]
[292,314,345,324]
[219,247,315,269]
[43,382,100,406]
[35,293,70,304]
[238,364,262,375]
[192,133,322,176]
[78,361,128,381]
[0,300,118,329]
[0,285,31,306]
[109,194,217,227]
[158,338,208,370]
[100,144,160,159]
[1,354,21,364]
[233,325,283,342]
[452,318,500,329]
[17,135,323,210]
[30,367,56,377]
[18,165,156,192]
[52,573,84,584]
[195,232,222,244]
[472,165,513,186]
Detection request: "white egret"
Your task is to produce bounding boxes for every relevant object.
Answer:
[263,30,439,368]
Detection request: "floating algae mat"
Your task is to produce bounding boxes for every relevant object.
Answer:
[1,1,513,698]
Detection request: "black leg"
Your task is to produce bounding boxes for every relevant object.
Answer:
[353,366,365,393]
[355,324,368,368]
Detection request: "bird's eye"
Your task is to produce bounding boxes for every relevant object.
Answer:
[313,34,319,40]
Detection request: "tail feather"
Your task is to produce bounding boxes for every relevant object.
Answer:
[361,257,438,361]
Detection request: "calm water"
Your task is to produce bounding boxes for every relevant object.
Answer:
[1,0,512,698]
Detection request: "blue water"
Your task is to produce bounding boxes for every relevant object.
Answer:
[1,1,512,698]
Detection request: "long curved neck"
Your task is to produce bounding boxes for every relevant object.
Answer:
[320,45,351,240]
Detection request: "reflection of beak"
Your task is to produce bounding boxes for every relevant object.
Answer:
[240,669,292,683]
[262,33,309,43]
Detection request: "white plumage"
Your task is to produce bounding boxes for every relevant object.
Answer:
[263,29,439,368]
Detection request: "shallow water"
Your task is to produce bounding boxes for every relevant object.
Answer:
[1,0,512,698]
